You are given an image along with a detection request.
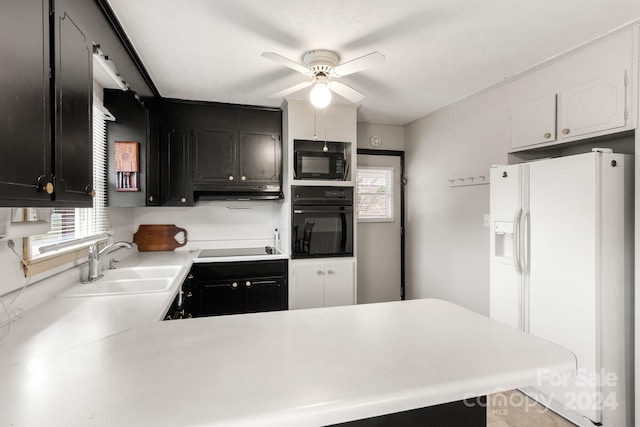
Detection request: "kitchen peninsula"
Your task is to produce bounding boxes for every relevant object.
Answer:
[0,251,575,427]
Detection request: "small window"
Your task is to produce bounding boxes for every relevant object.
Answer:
[24,104,110,273]
[356,167,394,222]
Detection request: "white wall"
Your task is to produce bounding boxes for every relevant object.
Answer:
[357,123,405,151]
[404,87,510,315]
[132,201,282,248]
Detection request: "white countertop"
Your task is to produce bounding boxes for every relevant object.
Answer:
[0,252,576,427]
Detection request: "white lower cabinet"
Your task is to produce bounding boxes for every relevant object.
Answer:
[290,259,355,309]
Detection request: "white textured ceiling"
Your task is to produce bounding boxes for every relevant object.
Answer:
[106,0,640,125]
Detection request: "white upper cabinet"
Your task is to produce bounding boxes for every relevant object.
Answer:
[509,28,636,152]
[510,94,557,148]
[558,70,628,140]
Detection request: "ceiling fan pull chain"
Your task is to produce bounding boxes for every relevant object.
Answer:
[313,109,318,140]
[323,107,329,152]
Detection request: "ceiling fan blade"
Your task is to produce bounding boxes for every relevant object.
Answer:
[269,81,313,98]
[328,81,365,103]
[261,52,311,75]
[331,52,386,77]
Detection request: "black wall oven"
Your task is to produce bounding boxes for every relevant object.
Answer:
[291,186,353,259]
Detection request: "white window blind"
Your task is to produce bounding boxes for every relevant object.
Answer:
[356,166,395,222]
[28,105,109,258]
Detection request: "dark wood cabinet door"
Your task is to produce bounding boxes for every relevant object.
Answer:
[160,126,192,206]
[239,131,281,184]
[243,277,287,313]
[0,0,52,205]
[196,281,243,317]
[146,118,161,206]
[53,9,93,206]
[192,128,236,183]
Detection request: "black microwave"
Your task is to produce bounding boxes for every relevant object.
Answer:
[294,151,346,180]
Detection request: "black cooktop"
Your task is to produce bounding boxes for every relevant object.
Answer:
[198,247,277,258]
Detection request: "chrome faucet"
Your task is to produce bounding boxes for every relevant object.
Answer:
[85,241,134,283]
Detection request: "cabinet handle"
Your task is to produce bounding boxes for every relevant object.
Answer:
[245,281,251,287]
[180,197,187,203]
[228,175,234,181]
[241,176,247,182]
[318,270,325,275]
[327,270,334,275]
[188,274,194,280]
[186,292,192,298]
[232,282,238,288]
[148,195,154,202]
[543,132,551,139]
[561,128,570,135]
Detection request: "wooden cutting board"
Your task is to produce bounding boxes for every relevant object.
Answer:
[133,224,188,251]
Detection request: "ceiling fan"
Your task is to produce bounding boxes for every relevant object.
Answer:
[261,50,385,108]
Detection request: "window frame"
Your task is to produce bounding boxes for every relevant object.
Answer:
[356,166,395,223]
[21,102,110,276]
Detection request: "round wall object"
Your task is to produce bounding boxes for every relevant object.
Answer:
[369,135,382,147]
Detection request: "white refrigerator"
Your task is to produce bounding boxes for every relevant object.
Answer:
[489,151,633,427]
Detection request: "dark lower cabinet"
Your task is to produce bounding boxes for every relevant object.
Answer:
[165,260,288,319]
[331,397,487,427]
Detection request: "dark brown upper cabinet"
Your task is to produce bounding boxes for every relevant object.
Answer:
[147,99,282,205]
[53,7,94,205]
[0,0,53,205]
[0,0,93,207]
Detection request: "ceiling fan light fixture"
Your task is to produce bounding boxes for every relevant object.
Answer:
[310,78,332,109]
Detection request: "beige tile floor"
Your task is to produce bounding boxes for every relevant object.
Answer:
[487,390,577,427]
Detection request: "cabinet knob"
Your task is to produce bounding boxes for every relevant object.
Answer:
[318,270,325,275]
[327,270,334,275]
[180,197,187,203]
[245,281,251,287]
[85,185,95,197]
[148,195,154,202]
[188,274,194,280]
[186,292,193,298]
[543,132,551,139]
[232,282,238,288]
[562,128,571,135]
[241,176,247,182]
[37,176,54,194]
[228,175,234,181]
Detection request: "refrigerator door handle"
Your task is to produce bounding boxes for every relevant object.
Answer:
[513,209,523,274]
[522,211,530,274]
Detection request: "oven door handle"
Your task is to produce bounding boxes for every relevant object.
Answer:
[293,208,353,214]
